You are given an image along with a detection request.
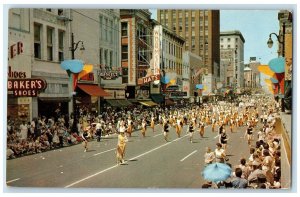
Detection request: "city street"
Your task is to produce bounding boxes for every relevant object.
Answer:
[7,123,252,188]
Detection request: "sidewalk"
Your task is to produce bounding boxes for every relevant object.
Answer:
[278,112,292,189]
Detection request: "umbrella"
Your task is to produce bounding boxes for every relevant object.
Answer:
[268,57,285,73]
[60,59,84,74]
[202,162,232,182]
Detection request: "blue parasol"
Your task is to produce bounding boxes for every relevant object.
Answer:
[196,84,203,90]
[160,76,170,84]
[268,57,285,73]
[61,59,84,74]
[202,162,232,182]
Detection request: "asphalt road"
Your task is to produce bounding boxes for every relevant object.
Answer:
[6,123,253,189]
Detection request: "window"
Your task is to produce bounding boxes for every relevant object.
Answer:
[179,11,182,18]
[172,10,176,19]
[122,45,128,60]
[191,37,195,48]
[99,15,103,40]
[58,30,64,62]
[104,50,108,66]
[105,18,108,41]
[227,45,231,48]
[99,48,103,64]
[227,38,231,41]
[185,19,189,29]
[110,20,113,43]
[122,68,128,83]
[58,9,64,16]
[185,11,189,18]
[110,51,113,67]
[121,22,128,36]
[220,45,223,49]
[34,23,41,59]
[47,27,53,61]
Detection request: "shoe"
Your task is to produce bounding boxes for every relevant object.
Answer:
[84,149,87,152]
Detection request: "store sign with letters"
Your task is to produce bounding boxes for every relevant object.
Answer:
[7,78,47,97]
[138,74,161,85]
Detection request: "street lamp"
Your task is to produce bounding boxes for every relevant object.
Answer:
[267,22,285,112]
[69,33,85,133]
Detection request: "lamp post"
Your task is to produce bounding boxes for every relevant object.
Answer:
[69,33,85,133]
[267,22,285,112]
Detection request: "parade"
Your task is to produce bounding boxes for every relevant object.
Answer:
[6,94,284,188]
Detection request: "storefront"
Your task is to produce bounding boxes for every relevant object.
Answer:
[76,83,110,114]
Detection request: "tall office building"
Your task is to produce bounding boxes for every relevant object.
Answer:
[220,30,245,90]
[157,10,220,95]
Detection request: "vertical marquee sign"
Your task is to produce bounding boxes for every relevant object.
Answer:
[153,25,162,76]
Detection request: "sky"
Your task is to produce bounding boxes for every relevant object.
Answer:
[149,9,280,65]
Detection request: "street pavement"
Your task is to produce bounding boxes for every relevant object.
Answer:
[5,123,271,189]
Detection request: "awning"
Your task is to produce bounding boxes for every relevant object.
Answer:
[151,94,164,103]
[118,99,132,107]
[77,84,110,97]
[38,97,71,102]
[139,100,158,107]
[106,99,132,107]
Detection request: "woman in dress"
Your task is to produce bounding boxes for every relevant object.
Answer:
[199,121,205,138]
[215,142,227,163]
[188,121,194,143]
[127,117,133,137]
[219,128,228,152]
[141,118,147,137]
[244,124,254,146]
[81,127,89,152]
[163,120,170,142]
[150,116,155,132]
[116,125,127,165]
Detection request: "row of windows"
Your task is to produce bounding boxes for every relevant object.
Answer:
[99,48,116,68]
[220,45,239,49]
[34,23,64,61]
[220,37,239,42]
[99,15,116,43]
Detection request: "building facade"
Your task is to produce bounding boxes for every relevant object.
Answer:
[157,10,220,94]
[120,9,153,100]
[8,8,123,120]
[220,30,245,92]
[8,9,33,122]
[182,51,202,102]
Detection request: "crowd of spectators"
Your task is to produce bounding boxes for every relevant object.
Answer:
[202,96,283,189]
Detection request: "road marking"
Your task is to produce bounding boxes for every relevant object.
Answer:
[180,150,198,162]
[65,134,188,188]
[153,133,163,138]
[6,178,20,184]
[65,165,118,188]
[93,148,116,156]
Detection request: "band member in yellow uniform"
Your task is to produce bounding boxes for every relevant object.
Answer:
[116,125,127,165]
[141,118,147,137]
[175,116,182,138]
[127,116,133,137]
[150,116,155,132]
